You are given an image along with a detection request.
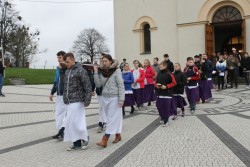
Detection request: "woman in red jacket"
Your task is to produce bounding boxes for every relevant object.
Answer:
[131,60,145,110]
[143,59,156,106]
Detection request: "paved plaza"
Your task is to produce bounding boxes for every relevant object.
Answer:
[0,85,250,167]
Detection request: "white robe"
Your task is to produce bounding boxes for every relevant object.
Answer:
[99,96,122,135]
[55,96,66,130]
[97,96,107,123]
[63,102,88,142]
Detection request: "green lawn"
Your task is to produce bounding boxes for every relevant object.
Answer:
[4,68,56,85]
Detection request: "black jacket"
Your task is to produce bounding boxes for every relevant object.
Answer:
[61,62,92,105]
[156,69,176,97]
[51,67,65,96]
[165,60,174,72]
[0,63,5,75]
[201,60,213,79]
[241,57,250,71]
[173,71,187,94]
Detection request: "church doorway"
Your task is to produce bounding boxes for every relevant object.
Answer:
[205,6,246,56]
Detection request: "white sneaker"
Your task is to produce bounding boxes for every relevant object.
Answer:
[162,122,169,127]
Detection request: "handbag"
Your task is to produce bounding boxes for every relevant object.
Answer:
[96,77,110,96]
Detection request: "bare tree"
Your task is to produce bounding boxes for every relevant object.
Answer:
[72,28,109,63]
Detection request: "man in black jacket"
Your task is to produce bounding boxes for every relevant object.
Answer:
[163,54,174,72]
[62,53,92,151]
[49,51,66,140]
[0,56,6,97]
[241,52,250,88]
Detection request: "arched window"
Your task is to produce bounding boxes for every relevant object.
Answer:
[143,23,151,53]
[212,6,242,23]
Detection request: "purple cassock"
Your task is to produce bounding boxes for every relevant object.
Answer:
[172,95,187,115]
[185,87,199,104]
[133,88,144,106]
[124,94,135,107]
[198,80,212,101]
[143,84,156,103]
[156,97,174,120]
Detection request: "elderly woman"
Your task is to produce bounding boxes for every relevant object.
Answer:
[94,54,125,148]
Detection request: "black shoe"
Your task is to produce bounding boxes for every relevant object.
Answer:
[67,146,82,151]
[148,102,151,106]
[122,106,125,116]
[130,106,135,114]
[0,94,5,97]
[52,134,60,139]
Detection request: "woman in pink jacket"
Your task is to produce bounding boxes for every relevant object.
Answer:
[143,59,156,106]
[131,60,145,110]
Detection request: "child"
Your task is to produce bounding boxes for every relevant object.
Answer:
[131,60,145,110]
[216,55,227,90]
[184,57,200,114]
[155,61,176,127]
[143,59,156,106]
[122,63,136,115]
[172,63,187,118]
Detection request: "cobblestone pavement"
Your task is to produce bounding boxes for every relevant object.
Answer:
[0,85,250,167]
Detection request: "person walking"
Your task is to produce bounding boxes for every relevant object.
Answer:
[184,57,200,114]
[49,51,67,140]
[152,57,160,74]
[163,54,174,72]
[122,63,135,115]
[131,60,145,110]
[172,63,187,118]
[94,54,125,148]
[0,56,6,97]
[62,53,92,151]
[216,55,227,91]
[143,59,156,106]
[155,61,176,127]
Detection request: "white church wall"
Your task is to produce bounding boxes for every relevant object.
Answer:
[177,24,205,68]
[114,0,178,66]
[177,0,207,24]
[246,18,250,53]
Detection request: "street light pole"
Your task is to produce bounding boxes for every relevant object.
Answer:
[1,39,4,66]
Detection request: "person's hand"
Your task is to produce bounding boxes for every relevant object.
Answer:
[49,95,53,101]
[119,102,124,108]
[187,77,191,81]
[161,85,167,89]
[92,92,96,96]
[94,65,99,73]
[199,70,202,74]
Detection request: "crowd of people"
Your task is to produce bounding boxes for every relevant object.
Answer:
[49,49,249,151]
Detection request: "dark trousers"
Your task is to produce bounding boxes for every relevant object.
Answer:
[217,76,224,89]
[244,72,250,86]
[228,70,238,88]
[73,140,82,147]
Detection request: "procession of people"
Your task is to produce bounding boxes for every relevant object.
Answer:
[48,49,250,151]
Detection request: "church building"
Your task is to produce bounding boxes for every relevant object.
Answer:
[113,0,250,67]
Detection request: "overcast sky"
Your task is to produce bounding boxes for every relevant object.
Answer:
[13,0,114,68]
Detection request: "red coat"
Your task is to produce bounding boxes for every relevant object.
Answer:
[144,66,156,85]
[131,68,145,88]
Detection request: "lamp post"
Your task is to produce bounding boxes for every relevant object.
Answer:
[0,39,4,66]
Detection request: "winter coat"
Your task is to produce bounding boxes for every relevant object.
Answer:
[216,60,227,72]
[165,59,174,72]
[184,66,200,87]
[131,68,145,89]
[144,66,155,85]
[241,57,250,71]
[62,62,92,105]
[201,60,213,79]
[51,67,64,96]
[94,60,125,103]
[122,71,134,91]
[155,69,176,97]
[173,70,187,94]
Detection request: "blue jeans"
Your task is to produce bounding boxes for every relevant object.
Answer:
[0,74,4,94]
